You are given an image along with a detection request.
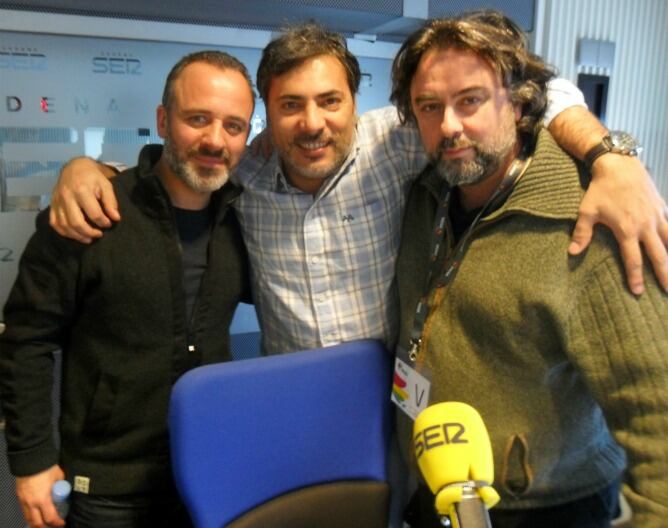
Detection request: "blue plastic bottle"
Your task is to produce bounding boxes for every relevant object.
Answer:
[51,480,71,519]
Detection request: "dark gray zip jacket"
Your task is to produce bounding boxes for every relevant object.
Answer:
[0,144,250,495]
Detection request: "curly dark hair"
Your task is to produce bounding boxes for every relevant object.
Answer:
[256,22,361,102]
[390,10,555,145]
[162,50,255,110]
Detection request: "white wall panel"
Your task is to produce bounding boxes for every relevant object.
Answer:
[539,0,668,197]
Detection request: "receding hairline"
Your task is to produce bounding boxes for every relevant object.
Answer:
[164,61,255,109]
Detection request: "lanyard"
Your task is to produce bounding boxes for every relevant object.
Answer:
[407,154,532,362]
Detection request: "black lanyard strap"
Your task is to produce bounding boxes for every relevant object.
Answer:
[407,155,532,363]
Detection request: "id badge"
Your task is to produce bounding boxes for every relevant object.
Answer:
[391,348,431,420]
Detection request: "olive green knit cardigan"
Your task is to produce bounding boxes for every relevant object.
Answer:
[396,129,668,525]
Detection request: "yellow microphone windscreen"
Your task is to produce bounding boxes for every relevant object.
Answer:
[413,401,500,513]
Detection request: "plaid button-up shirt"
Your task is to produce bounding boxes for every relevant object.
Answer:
[235,107,426,354]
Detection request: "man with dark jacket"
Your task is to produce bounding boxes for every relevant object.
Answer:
[0,50,254,528]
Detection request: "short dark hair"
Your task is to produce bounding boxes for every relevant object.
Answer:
[256,23,361,102]
[390,10,555,145]
[162,50,255,110]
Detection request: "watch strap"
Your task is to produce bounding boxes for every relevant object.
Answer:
[584,137,611,169]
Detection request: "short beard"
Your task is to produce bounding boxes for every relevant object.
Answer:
[431,116,518,188]
[433,144,503,188]
[163,136,230,193]
[279,131,353,182]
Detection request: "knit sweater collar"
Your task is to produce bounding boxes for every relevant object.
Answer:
[419,129,586,222]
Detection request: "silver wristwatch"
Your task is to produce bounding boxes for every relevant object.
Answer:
[584,130,643,169]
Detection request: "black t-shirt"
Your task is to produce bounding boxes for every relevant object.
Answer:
[449,187,482,243]
[173,205,213,323]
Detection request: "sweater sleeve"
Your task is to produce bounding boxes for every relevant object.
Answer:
[0,210,82,476]
[566,252,668,526]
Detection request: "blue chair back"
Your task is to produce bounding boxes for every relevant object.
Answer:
[168,339,392,528]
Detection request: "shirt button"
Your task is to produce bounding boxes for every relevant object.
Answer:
[311,256,320,264]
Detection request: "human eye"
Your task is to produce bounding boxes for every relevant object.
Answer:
[281,100,301,112]
[418,102,442,114]
[461,95,482,106]
[187,114,209,126]
[322,96,342,109]
[458,93,487,113]
[225,121,246,135]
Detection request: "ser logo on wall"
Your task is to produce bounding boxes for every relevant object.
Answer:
[0,46,47,71]
[92,51,142,75]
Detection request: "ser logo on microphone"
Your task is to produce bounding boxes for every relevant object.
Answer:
[414,422,468,460]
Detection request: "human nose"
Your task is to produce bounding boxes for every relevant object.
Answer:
[440,107,463,139]
[201,122,226,150]
[300,102,325,133]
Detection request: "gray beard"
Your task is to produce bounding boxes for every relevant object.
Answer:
[431,126,517,188]
[162,137,229,193]
[433,148,502,188]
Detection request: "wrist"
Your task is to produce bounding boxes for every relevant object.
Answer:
[102,161,125,176]
[590,150,644,177]
[585,131,642,170]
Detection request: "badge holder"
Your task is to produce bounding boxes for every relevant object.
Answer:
[392,345,432,421]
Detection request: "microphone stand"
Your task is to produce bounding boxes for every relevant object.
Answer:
[436,481,492,528]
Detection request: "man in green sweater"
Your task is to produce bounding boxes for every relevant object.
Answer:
[391,11,667,527]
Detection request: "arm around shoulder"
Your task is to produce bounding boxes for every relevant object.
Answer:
[546,103,668,295]
[50,156,122,243]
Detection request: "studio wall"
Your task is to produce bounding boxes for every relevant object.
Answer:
[535,0,668,198]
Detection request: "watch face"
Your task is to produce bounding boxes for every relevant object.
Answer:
[609,131,641,153]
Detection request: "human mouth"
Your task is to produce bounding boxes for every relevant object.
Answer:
[295,137,331,157]
[442,146,474,159]
[436,139,475,161]
[194,156,228,167]
[192,149,230,168]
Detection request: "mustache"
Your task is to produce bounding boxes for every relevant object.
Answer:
[436,137,475,154]
[193,146,231,164]
[294,131,330,143]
